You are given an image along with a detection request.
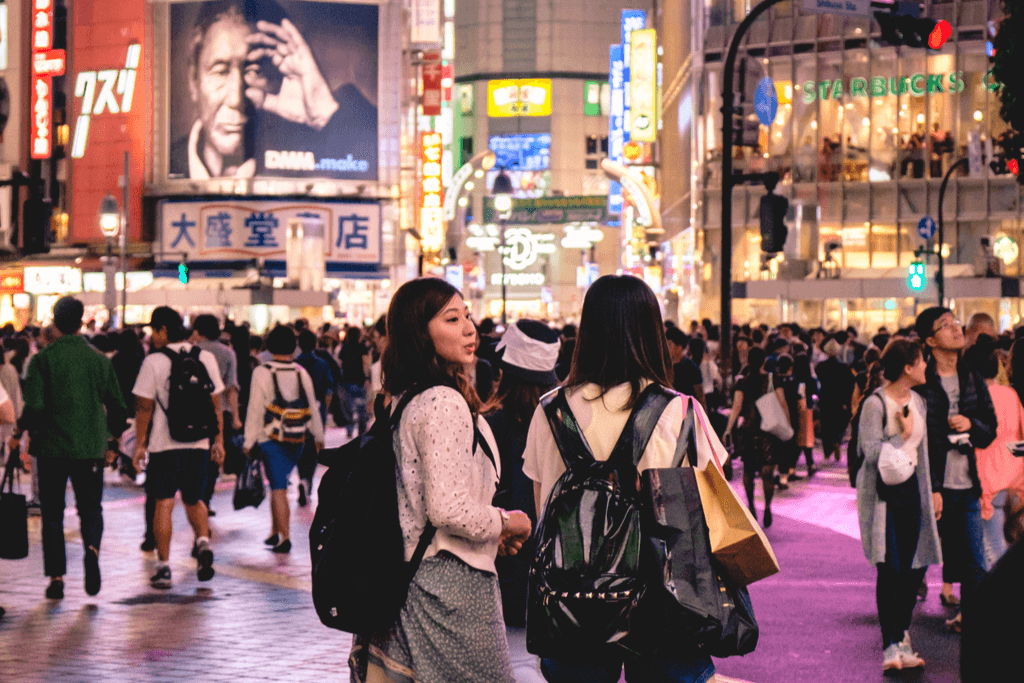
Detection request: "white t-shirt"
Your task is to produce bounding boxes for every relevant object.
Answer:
[881,391,924,470]
[523,382,703,511]
[133,342,225,453]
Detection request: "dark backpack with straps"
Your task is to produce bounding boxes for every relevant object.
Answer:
[156,346,218,443]
[847,389,887,488]
[262,364,313,444]
[527,384,675,657]
[310,385,495,634]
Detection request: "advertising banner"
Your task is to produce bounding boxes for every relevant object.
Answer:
[608,45,625,215]
[167,1,378,182]
[160,200,381,265]
[488,134,551,172]
[30,0,54,159]
[629,29,656,142]
[420,132,444,252]
[410,0,442,45]
[69,0,148,243]
[421,50,442,117]
[487,79,551,117]
[483,195,609,225]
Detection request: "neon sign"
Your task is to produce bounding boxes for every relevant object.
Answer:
[70,44,141,159]
[419,132,445,252]
[30,0,54,159]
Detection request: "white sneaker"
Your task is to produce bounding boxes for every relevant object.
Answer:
[898,641,925,669]
[883,644,903,671]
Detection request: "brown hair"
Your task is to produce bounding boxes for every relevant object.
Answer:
[879,338,923,382]
[381,277,481,415]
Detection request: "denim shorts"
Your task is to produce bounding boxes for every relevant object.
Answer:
[258,440,304,491]
[146,449,210,505]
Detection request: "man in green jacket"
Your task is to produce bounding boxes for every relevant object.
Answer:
[20,296,128,600]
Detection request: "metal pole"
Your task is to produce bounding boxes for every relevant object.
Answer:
[937,157,969,307]
[500,218,507,326]
[720,0,784,393]
[120,151,129,328]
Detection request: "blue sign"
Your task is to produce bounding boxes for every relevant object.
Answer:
[621,10,646,47]
[608,44,625,216]
[488,134,551,172]
[754,76,779,126]
[918,216,937,240]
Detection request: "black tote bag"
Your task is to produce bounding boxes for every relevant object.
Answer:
[634,405,759,658]
[233,454,266,510]
[0,456,29,560]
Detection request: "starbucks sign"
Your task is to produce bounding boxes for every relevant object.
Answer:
[801,72,965,102]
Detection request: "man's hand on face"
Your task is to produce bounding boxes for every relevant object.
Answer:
[245,19,339,131]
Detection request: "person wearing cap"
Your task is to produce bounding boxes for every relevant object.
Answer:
[19,295,127,600]
[912,307,997,634]
[855,338,941,671]
[485,319,560,629]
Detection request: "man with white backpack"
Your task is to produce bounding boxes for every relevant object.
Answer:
[243,325,324,554]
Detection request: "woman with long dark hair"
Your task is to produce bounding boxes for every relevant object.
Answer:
[522,275,716,683]
[350,277,531,683]
[723,346,788,527]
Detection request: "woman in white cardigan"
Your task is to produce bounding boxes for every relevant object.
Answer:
[856,339,941,672]
[350,277,531,683]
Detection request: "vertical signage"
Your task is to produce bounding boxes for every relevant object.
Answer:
[30,0,54,159]
[608,45,625,216]
[411,0,442,45]
[421,50,442,116]
[629,29,656,142]
[420,132,445,252]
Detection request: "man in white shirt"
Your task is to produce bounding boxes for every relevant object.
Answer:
[132,307,225,589]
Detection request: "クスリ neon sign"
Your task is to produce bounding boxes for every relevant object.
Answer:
[70,43,141,159]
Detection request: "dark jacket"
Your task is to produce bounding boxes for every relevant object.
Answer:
[913,357,997,498]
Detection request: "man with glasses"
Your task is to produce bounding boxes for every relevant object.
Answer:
[913,307,996,634]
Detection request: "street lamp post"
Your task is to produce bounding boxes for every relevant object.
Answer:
[937,157,969,306]
[492,169,513,325]
[99,194,120,325]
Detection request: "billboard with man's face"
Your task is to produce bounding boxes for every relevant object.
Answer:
[167,0,378,182]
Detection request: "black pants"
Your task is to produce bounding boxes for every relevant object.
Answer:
[876,473,927,649]
[37,456,105,578]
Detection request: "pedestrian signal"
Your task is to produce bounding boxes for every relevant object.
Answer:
[178,263,188,284]
[908,261,926,291]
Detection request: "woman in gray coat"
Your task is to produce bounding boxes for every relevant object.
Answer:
[856,339,942,672]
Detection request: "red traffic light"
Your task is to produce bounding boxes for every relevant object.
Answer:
[1010,158,1020,175]
[928,20,952,50]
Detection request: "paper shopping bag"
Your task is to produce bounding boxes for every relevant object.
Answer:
[694,460,779,586]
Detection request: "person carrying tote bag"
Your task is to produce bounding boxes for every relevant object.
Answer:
[522,275,718,683]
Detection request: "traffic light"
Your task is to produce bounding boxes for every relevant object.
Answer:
[760,193,789,253]
[178,262,189,284]
[22,197,52,255]
[875,1,951,50]
[908,260,926,291]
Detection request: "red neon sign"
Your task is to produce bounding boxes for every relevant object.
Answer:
[30,0,55,160]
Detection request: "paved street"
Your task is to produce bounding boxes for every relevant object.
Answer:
[1,438,965,683]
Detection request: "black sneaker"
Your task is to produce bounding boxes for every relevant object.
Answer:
[84,547,101,597]
[141,534,156,552]
[45,579,64,600]
[150,566,172,589]
[196,541,215,582]
[297,482,308,508]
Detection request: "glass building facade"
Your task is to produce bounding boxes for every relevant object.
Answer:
[680,0,1020,330]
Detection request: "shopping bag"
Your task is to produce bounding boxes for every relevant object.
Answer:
[637,465,759,657]
[233,455,266,510]
[755,374,794,441]
[0,456,29,559]
[691,400,780,586]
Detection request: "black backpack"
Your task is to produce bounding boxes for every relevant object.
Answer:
[262,364,313,444]
[526,384,672,657]
[847,389,887,488]
[310,385,495,634]
[156,346,219,443]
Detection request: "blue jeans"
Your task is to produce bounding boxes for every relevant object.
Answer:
[981,489,1009,570]
[345,384,368,437]
[540,653,714,683]
[938,489,986,612]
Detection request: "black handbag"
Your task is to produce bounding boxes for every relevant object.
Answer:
[233,453,266,510]
[634,399,759,658]
[0,454,29,560]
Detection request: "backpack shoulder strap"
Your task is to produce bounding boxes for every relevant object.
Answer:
[608,384,676,468]
[540,387,596,468]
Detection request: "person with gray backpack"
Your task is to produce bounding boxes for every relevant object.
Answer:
[243,325,324,554]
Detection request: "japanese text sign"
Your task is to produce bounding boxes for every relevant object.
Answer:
[420,132,445,252]
[30,0,54,159]
[159,200,381,264]
[422,50,442,116]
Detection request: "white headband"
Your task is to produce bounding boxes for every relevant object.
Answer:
[496,322,559,373]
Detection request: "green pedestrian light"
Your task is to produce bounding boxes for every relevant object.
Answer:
[178,263,188,284]
[908,260,926,291]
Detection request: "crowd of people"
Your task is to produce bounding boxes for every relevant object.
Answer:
[2,289,1023,680]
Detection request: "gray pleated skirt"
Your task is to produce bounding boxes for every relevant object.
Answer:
[349,552,516,683]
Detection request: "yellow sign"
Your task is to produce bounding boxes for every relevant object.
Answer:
[629,29,657,142]
[420,132,445,253]
[487,79,552,117]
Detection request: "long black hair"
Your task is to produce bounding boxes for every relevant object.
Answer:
[563,275,671,409]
